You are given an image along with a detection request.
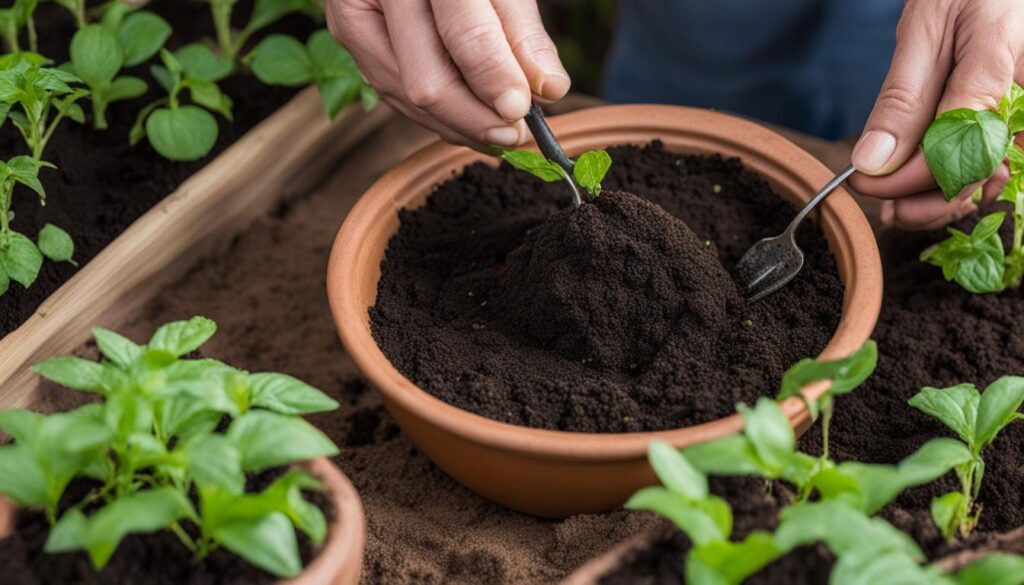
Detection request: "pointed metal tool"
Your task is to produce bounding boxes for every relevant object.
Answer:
[523,103,583,208]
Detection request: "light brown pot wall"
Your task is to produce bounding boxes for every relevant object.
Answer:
[327,104,883,518]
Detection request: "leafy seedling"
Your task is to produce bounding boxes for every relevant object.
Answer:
[0,317,341,577]
[131,46,234,161]
[0,0,38,53]
[920,82,1024,292]
[501,148,612,198]
[65,9,170,129]
[53,0,86,29]
[908,377,1024,539]
[208,0,321,63]
[249,28,378,119]
[0,54,87,159]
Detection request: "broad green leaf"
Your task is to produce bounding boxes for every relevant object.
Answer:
[227,410,339,473]
[0,230,42,287]
[501,150,565,182]
[777,341,878,411]
[260,470,327,544]
[923,109,1010,200]
[0,444,47,506]
[77,488,195,568]
[775,501,923,560]
[683,435,765,476]
[315,75,361,119]
[37,223,74,263]
[104,76,147,103]
[250,34,313,87]
[625,486,727,546]
[908,384,981,445]
[687,532,780,585]
[6,155,53,201]
[45,508,88,552]
[70,25,122,90]
[214,511,302,578]
[972,212,1006,242]
[246,0,309,33]
[931,491,965,540]
[146,105,218,162]
[248,372,338,415]
[148,316,216,357]
[117,11,170,67]
[573,150,612,196]
[974,376,1024,448]
[738,398,793,471]
[174,43,233,82]
[0,409,44,442]
[956,241,1005,293]
[187,79,232,120]
[92,326,142,368]
[647,440,707,499]
[307,29,357,77]
[831,547,946,585]
[184,434,244,494]
[32,356,104,391]
[954,554,1024,585]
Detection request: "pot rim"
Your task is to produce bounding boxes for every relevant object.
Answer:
[327,104,882,462]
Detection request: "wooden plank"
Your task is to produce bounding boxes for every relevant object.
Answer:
[0,88,392,409]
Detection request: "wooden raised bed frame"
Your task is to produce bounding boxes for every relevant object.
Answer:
[0,88,390,409]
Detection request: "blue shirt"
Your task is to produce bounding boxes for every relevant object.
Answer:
[603,0,902,140]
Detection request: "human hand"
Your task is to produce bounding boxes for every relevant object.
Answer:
[849,0,1022,230]
[325,0,570,148]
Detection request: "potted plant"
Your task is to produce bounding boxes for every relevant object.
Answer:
[0,316,365,584]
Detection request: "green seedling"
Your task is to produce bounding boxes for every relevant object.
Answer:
[66,9,170,129]
[0,317,340,577]
[249,28,378,119]
[908,377,1024,540]
[920,83,1024,292]
[501,149,612,198]
[0,54,87,159]
[52,0,86,29]
[132,46,234,161]
[0,0,38,53]
[208,0,320,63]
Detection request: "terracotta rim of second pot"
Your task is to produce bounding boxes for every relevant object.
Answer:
[0,457,365,585]
[327,104,882,462]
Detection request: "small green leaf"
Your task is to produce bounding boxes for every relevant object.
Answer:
[923,109,1010,200]
[227,410,339,473]
[92,326,142,368]
[248,372,338,415]
[573,150,612,196]
[974,376,1024,448]
[148,316,216,357]
[70,25,122,90]
[777,341,878,408]
[315,75,361,119]
[250,34,313,87]
[260,470,328,544]
[32,356,104,391]
[0,409,44,442]
[45,508,88,553]
[174,43,233,82]
[146,105,218,162]
[184,434,244,494]
[0,445,47,506]
[37,223,74,263]
[908,384,980,445]
[246,0,309,34]
[0,230,42,287]
[186,79,233,120]
[687,532,780,585]
[502,150,566,182]
[214,512,302,578]
[104,76,147,103]
[683,435,764,476]
[954,554,1024,585]
[830,547,946,585]
[647,440,707,500]
[931,491,965,540]
[625,486,728,546]
[775,501,923,560]
[75,488,195,568]
[117,11,171,67]
[737,398,794,471]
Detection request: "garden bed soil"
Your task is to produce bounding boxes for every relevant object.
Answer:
[0,0,315,337]
[370,142,844,433]
[0,468,334,585]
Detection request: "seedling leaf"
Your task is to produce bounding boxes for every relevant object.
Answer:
[148,316,217,357]
[32,357,103,391]
[974,376,1024,447]
[908,384,980,445]
[738,398,794,471]
[92,326,142,368]
[931,492,965,541]
[573,150,611,196]
[248,372,339,415]
[227,410,338,473]
[214,512,302,578]
[250,34,313,87]
[117,11,171,67]
[145,105,218,162]
[37,223,74,263]
[648,440,707,500]
[501,150,565,182]
[922,109,1010,200]
[954,554,1024,585]
[0,230,42,287]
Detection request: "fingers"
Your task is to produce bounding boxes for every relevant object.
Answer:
[849,151,936,199]
[881,163,1010,230]
[852,2,956,176]
[431,0,532,122]
[492,0,570,100]
[381,0,525,146]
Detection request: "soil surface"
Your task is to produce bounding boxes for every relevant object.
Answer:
[0,0,315,336]
[371,143,844,432]
[0,467,333,585]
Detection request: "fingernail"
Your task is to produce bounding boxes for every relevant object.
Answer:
[852,130,897,174]
[484,126,520,146]
[538,73,571,100]
[494,90,530,122]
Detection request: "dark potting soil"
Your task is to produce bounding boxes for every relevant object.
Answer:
[371,142,844,433]
[0,467,334,585]
[0,0,316,337]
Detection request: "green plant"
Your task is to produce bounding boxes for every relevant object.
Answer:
[0,53,87,159]
[53,0,86,29]
[0,0,38,53]
[131,46,234,161]
[249,28,378,119]
[0,317,340,577]
[908,377,1024,539]
[208,0,319,64]
[66,8,170,129]
[920,83,1024,292]
[501,148,612,197]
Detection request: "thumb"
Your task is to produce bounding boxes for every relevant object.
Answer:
[853,4,953,176]
[492,0,571,101]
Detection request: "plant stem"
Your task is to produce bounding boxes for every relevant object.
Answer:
[26,16,36,53]
[821,405,832,460]
[0,184,11,234]
[91,97,107,131]
[169,521,198,554]
[211,2,235,61]
[73,0,86,29]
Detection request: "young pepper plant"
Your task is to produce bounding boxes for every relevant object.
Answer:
[0,54,87,159]
[908,376,1024,540]
[132,46,234,161]
[0,0,38,53]
[501,149,613,198]
[208,0,320,64]
[0,317,341,578]
[920,82,1024,292]
[66,9,171,129]
[249,28,378,119]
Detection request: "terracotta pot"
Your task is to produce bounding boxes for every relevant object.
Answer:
[327,104,883,518]
[0,458,365,585]
[560,527,667,584]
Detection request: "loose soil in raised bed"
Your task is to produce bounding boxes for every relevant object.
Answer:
[0,468,333,585]
[0,0,315,337]
[370,142,844,432]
